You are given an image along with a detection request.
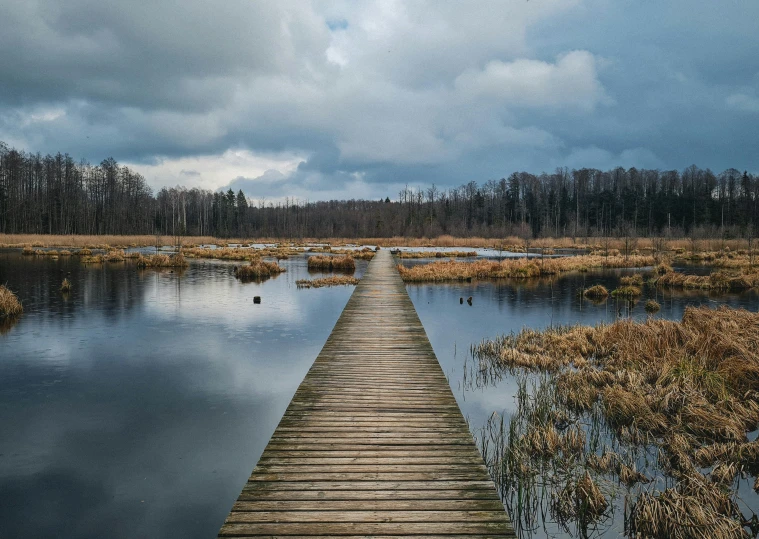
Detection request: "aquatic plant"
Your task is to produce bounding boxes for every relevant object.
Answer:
[307,255,356,272]
[135,253,189,268]
[645,299,661,314]
[60,278,72,292]
[583,284,609,299]
[473,306,759,537]
[104,249,126,262]
[234,260,285,281]
[397,254,656,282]
[296,276,359,288]
[0,285,23,317]
[611,285,642,298]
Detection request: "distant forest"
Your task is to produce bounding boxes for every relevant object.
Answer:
[1,141,757,239]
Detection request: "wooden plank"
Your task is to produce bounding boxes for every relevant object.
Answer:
[217,250,514,537]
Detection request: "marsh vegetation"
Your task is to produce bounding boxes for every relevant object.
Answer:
[472,306,759,538]
[296,276,360,288]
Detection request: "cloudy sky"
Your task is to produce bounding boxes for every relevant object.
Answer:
[1,0,758,201]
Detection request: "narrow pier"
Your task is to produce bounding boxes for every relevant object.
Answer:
[218,250,514,537]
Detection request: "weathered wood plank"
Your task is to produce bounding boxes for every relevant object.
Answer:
[217,250,513,537]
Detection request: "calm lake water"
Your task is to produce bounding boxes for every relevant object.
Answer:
[1,250,757,538]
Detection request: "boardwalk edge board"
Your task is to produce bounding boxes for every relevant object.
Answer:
[218,250,515,537]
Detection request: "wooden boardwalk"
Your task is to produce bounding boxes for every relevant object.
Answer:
[218,250,514,537]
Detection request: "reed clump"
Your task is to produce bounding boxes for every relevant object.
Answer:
[81,254,104,264]
[611,285,642,298]
[330,247,376,260]
[654,268,758,291]
[0,285,23,317]
[645,299,661,314]
[135,253,189,268]
[474,305,759,536]
[583,284,609,299]
[397,254,656,282]
[21,246,34,255]
[307,255,356,273]
[60,278,72,292]
[397,250,478,259]
[104,249,126,262]
[234,260,285,281]
[296,276,359,288]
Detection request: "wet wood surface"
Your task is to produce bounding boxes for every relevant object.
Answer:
[218,250,514,537]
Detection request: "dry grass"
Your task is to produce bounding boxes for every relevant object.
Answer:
[234,260,285,281]
[583,285,609,299]
[645,299,661,314]
[0,285,23,317]
[397,250,478,259]
[611,285,642,298]
[654,268,759,291]
[475,306,759,442]
[397,254,656,282]
[475,305,759,536]
[296,276,360,288]
[183,246,301,261]
[60,278,72,292]
[135,253,189,268]
[307,255,356,273]
[0,234,240,248]
[4,234,758,255]
[104,249,126,262]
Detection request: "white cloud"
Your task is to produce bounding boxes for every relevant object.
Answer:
[455,51,610,110]
[125,149,304,192]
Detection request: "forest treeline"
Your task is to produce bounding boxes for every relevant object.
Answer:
[1,141,757,239]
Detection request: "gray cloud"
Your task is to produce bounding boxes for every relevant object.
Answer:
[0,0,757,199]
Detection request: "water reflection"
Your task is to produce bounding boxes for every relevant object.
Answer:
[0,251,366,539]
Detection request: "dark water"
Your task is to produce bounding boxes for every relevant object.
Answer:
[1,251,757,538]
[0,251,366,539]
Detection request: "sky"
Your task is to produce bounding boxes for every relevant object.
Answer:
[1,0,758,202]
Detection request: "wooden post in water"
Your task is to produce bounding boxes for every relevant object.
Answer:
[218,250,514,537]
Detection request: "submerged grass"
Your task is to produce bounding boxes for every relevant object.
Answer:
[473,305,759,537]
[295,276,360,288]
[397,254,656,282]
[0,285,23,317]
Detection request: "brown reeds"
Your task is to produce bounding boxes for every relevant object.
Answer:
[611,285,642,298]
[475,306,759,536]
[397,250,478,259]
[135,253,189,268]
[645,299,661,313]
[296,276,359,288]
[307,255,356,273]
[60,278,72,292]
[104,249,126,262]
[0,285,23,317]
[397,254,656,282]
[654,268,758,291]
[583,284,609,299]
[234,260,285,281]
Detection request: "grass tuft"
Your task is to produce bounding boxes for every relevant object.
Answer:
[0,285,23,317]
[296,276,359,288]
[234,260,285,281]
